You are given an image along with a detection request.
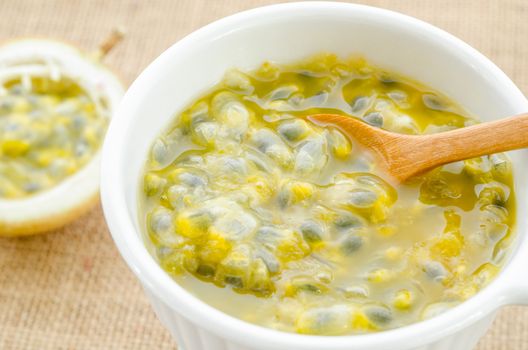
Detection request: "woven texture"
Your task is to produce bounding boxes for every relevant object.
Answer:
[0,0,526,349]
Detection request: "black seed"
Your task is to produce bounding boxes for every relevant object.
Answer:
[350,96,369,113]
[478,187,506,207]
[340,235,364,255]
[255,251,280,274]
[279,122,304,142]
[23,182,41,193]
[270,87,296,101]
[298,283,323,294]
[179,173,206,187]
[188,211,213,230]
[365,306,392,324]
[363,112,383,127]
[422,94,447,111]
[10,85,24,95]
[298,70,317,78]
[300,221,324,243]
[191,113,208,126]
[0,100,14,114]
[334,214,363,229]
[423,261,447,282]
[379,75,397,85]
[309,91,328,105]
[225,276,244,288]
[156,246,173,259]
[347,189,378,208]
[196,264,215,277]
[277,190,291,208]
[223,157,246,174]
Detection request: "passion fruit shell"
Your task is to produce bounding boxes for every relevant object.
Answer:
[0,39,124,236]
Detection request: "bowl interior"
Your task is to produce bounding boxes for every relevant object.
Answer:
[107,3,528,348]
[120,6,528,233]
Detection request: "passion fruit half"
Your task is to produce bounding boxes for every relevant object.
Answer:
[0,37,124,236]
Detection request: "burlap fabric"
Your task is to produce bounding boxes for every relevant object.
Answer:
[0,1,526,349]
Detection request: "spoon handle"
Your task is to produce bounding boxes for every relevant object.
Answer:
[409,113,528,169]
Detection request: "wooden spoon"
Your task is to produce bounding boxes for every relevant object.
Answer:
[308,113,528,182]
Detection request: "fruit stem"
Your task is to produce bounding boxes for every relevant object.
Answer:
[94,27,126,60]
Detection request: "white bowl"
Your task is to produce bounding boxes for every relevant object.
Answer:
[101,2,528,350]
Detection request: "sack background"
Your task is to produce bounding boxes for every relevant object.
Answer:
[0,0,526,349]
